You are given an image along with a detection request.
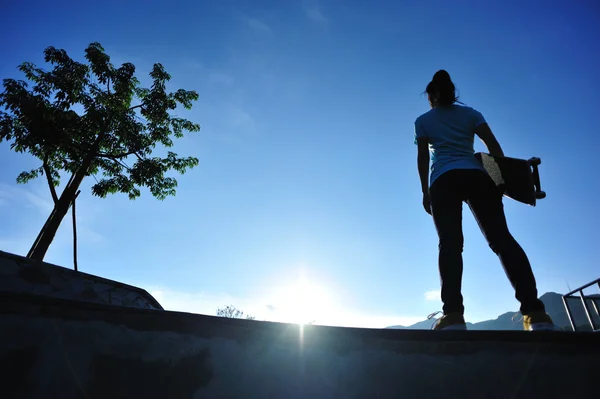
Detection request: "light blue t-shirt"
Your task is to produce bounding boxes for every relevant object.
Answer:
[414,104,487,185]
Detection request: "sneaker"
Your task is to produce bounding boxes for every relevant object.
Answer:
[522,311,555,331]
[428,311,467,331]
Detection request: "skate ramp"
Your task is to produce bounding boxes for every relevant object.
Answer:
[1,292,598,399]
[0,250,162,310]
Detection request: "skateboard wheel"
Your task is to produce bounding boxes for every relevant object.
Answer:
[535,191,546,199]
[529,157,541,166]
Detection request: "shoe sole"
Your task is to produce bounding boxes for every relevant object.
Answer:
[528,323,555,331]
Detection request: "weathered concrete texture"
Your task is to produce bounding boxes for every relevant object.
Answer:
[0,251,162,310]
[1,293,598,399]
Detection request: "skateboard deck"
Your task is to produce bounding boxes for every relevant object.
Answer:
[474,152,546,206]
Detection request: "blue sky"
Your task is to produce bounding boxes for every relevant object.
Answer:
[1,0,599,327]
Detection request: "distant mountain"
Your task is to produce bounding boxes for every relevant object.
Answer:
[387,292,600,331]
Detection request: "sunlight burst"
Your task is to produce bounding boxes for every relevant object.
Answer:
[272,274,333,325]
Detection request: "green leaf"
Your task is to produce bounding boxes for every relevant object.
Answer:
[2,41,201,208]
[16,167,43,184]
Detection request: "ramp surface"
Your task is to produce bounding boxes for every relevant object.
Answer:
[0,250,162,310]
[1,293,598,399]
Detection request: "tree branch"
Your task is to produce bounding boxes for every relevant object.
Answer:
[128,104,143,112]
[105,157,131,171]
[43,158,58,204]
[97,149,138,159]
[61,140,93,158]
[116,159,131,171]
[95,151,133,171]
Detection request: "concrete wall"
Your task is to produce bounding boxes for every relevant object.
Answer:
[0,251,162,310]
[1,293,598,399]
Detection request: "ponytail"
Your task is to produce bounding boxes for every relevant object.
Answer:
[426,70,459,106]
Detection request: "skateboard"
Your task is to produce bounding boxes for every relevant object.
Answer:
[474,152,546,206]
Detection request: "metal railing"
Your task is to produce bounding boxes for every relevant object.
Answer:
[562,278,600,332]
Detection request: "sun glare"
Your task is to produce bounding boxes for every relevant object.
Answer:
[272,274,333,325]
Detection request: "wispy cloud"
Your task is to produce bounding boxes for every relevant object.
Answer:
[209,72,235,86]
[0,182,107,253]
[0,192,9,207]
[182,60,203,71]
[229,105,255,130]
[22,191,54,215]
[77,225,107,244]
[245,17,273,35]
[424,290,441,301]
[303,1,328,25]
[0,237,33,257]
[0,183,53,215]
[219,102,255,131]
[193,98,257,146]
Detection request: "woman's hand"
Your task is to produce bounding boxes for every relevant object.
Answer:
[422,192,432,215]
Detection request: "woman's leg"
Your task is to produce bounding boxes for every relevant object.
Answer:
[466,171,545,314]
[430,170,467,315]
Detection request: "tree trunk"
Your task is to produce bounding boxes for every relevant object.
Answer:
[27,169,86,261]
[27,135,103,261]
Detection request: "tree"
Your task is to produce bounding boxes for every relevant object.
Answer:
[216,305,256,320]
[0,42,200,261]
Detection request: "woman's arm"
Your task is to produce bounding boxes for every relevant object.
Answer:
[416,137,432,215]
[474,123,505,157]
[416,137,430,194]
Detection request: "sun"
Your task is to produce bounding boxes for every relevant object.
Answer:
[272,274,333,325]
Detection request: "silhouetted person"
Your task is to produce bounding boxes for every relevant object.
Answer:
[414,70,554,331]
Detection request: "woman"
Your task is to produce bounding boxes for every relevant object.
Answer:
[414,70,554,331]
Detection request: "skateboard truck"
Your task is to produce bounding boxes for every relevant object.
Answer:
[528,157,546,200]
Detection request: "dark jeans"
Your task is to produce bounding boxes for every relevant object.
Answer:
[429,168,546,316]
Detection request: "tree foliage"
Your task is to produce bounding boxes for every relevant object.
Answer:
[216,305,256,320]
[0,42,200,200]
[0,42,201,260]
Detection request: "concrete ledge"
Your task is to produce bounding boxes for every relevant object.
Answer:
[1,292,598,398]
[0,250,162,310]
